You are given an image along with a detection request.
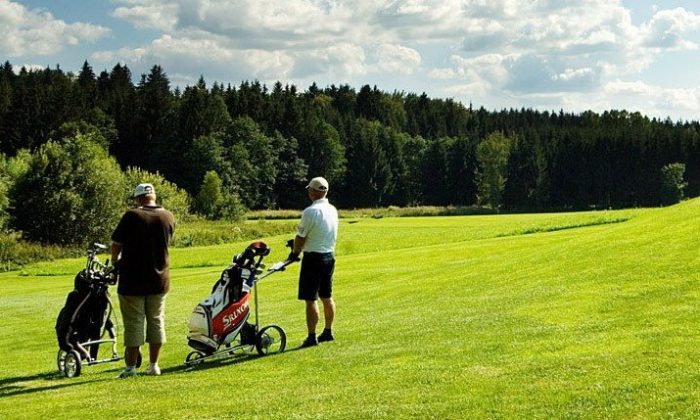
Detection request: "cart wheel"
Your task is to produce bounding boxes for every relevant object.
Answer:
[185,350,206,366]
[256,325,286,355]
[57,349,67,372]
[63,350,82,378]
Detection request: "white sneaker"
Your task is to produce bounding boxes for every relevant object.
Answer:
[118,367,138,378]
[145,363,161,376]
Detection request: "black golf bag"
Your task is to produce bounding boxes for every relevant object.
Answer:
[55,269,116,360]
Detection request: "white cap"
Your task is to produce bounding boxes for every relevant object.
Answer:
[305,177,329,191]
[133,183,155,198]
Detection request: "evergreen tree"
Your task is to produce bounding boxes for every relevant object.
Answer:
[104,64,137,164]
[0,62,13,154]
[342,119,394,207]
[177,76,230,144]
[220,117,277,208]
[445,135,478,205]
[2,59,700,211]
[475,131,513,210]
[299,119,346,184]
[179,134,230,194]
[271,132,308,209]
[133,65,175,171]
[6,68,43,151]
[420,137,452,205]
[75,60,97,118]
[400,135,427,205]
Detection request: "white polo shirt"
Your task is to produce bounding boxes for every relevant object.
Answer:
[297,198,338,253]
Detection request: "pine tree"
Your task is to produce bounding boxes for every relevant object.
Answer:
[475,131,513,210]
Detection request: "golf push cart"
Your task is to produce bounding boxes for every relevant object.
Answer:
[55,243,140,377]
[184,240,295,367]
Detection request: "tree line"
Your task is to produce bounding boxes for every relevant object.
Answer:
[1,60,698,218]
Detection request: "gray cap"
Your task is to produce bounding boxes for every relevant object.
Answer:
[306,177,329,191]
[133,183,155,198]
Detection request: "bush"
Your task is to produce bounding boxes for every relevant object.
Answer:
[0,150,31,230]
[173,219,295,248]
[193,170,247,221]
[659,163,687,205]
[0,231,77,272]
[123,167,191,221]
[194,170,224,218]
[0,177,7,230]
[9,134,126,246]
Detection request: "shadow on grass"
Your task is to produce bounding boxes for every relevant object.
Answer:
[158,343,317,376]
[0,343,327,395]
[0,370,107,398]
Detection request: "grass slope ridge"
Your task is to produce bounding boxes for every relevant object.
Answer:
[0,201,697,418]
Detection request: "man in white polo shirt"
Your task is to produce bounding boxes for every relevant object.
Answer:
[289,176,338,348]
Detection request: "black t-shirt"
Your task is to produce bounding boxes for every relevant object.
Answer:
[111,206,175,296]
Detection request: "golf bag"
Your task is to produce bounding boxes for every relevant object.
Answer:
[187,242,270,355]
[55,269,116,360]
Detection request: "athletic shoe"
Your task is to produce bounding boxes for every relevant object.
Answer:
[118,367,137,378]
[318,331,334,343]
[145,363,161,376]
[300,336,318,348]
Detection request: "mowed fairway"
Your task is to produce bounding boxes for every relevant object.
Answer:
[1,202,699,418]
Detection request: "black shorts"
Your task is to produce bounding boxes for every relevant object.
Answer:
[298,252,335,301]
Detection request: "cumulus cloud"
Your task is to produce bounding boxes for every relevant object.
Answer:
[641,7,700,50]
[428,68,457,80]
[112,4,177,31]
[420,0,700,118]
[374,44,421,75]
[604,80,700,115]
[93,33,296,82]
[91,0,700,119]
[0,0,110,56]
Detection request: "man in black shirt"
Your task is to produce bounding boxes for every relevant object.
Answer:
[112,183,175,377]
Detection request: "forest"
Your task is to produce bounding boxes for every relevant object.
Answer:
[1,60,698,221]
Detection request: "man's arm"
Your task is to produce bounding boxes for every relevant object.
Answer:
[111,242,123,266]
[293,235,306,255]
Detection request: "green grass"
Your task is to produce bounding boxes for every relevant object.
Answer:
[1,203,699,418]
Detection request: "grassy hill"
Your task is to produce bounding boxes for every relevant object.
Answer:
[0,202,698,418]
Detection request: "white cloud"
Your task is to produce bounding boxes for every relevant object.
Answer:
[296,43,368,79]
[553,67,595,82]
[374,44,421,75]
[112,4,177,31]
[442,81,491,98]
[604,80,700,115]
[0,0,110,56]
[92,47,147,63]
[604,80,655,96]
[641,7,700,50]
[428,68,457,80]
[82,1,700,119]
[448,53,516,87]
[93,33,297,82]
[419,1,700,113]
[12,63,45,73]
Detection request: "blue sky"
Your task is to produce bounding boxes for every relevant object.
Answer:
[2,0,700,121]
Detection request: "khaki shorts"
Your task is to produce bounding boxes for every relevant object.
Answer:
[118,293,167,347]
